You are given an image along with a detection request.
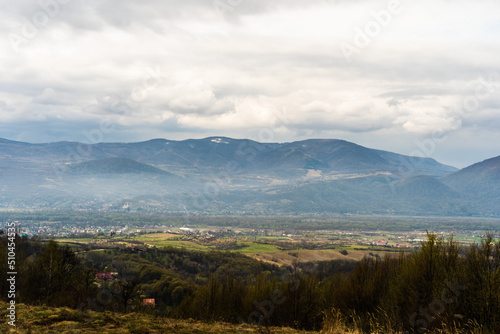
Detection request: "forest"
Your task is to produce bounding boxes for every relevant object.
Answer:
[0,232,499,333]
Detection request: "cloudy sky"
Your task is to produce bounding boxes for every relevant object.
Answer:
[1,0,499,168]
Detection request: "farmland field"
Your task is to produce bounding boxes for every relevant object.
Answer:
[53,230,405,266]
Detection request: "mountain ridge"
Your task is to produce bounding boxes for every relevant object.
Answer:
[1,136,498,216]
[0,136,458,175]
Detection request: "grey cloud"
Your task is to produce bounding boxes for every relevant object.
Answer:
[1,0,316,32]
[0,0,499,168]
[386,98,403,107]
[291,120,387,133]
[31,88,76,105]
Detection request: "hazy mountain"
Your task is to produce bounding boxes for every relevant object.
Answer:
[442,156,500,215]
[0,137,456,176]
[249,139,456,176]
[2,136,497,216]
[443,156,500,194]
[221,174,468,216]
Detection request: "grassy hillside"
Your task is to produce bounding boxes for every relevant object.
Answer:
[0,301,315,334]
[67,157,174,175]
[0,300,486,334]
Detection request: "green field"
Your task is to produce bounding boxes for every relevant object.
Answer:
[53,231,411,259]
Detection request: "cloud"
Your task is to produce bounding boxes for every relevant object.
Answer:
[162,79,234,115]
[0,0,499,167]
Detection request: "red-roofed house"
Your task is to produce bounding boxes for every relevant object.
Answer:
[142,298,155,307]
[96,272,113,281]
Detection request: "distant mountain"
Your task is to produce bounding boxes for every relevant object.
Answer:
[0,136,457,176]
[443,156,500,194]
[248,139,456,175]
[442,156,500,215]
[6,136,500,216]
[67,157,174,175]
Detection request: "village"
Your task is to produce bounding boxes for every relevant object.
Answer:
[1,218,488,252]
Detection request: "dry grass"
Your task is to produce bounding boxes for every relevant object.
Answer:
[136,233,177,240]
[320,309,363,334]
[0,301,316,334]
[246,249,371,267]
[1,301,489,334]
[320,308,489,334]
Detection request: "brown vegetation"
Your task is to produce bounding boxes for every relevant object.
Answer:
[0,301,313,333]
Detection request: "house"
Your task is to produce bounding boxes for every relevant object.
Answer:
[180,227,199,234]
[96,272,113,281]
[376,240,388,246]
[142,298,155,307]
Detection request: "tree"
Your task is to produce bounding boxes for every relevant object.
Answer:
[20,239,82,307]
[113,277,141,312]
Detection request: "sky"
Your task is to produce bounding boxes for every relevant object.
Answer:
[1,0,499,168]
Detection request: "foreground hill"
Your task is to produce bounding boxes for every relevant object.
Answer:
[0,301,314,334]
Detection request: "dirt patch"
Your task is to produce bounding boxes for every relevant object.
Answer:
[138,233,177,239]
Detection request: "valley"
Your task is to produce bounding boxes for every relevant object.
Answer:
[4,212,497,267]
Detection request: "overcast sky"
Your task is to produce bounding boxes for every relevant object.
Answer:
[1,0,499,168]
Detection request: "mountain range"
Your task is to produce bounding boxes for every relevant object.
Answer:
[0,136,498,216]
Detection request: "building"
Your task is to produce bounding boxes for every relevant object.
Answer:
[142,298,155,307]
[96,272,113,281]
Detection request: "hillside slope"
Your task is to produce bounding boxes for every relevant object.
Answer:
[442,156,500,215]
[443,156,500,194]
[223,175,469,216]
[66,157,174,175]
[0,301,314,334]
